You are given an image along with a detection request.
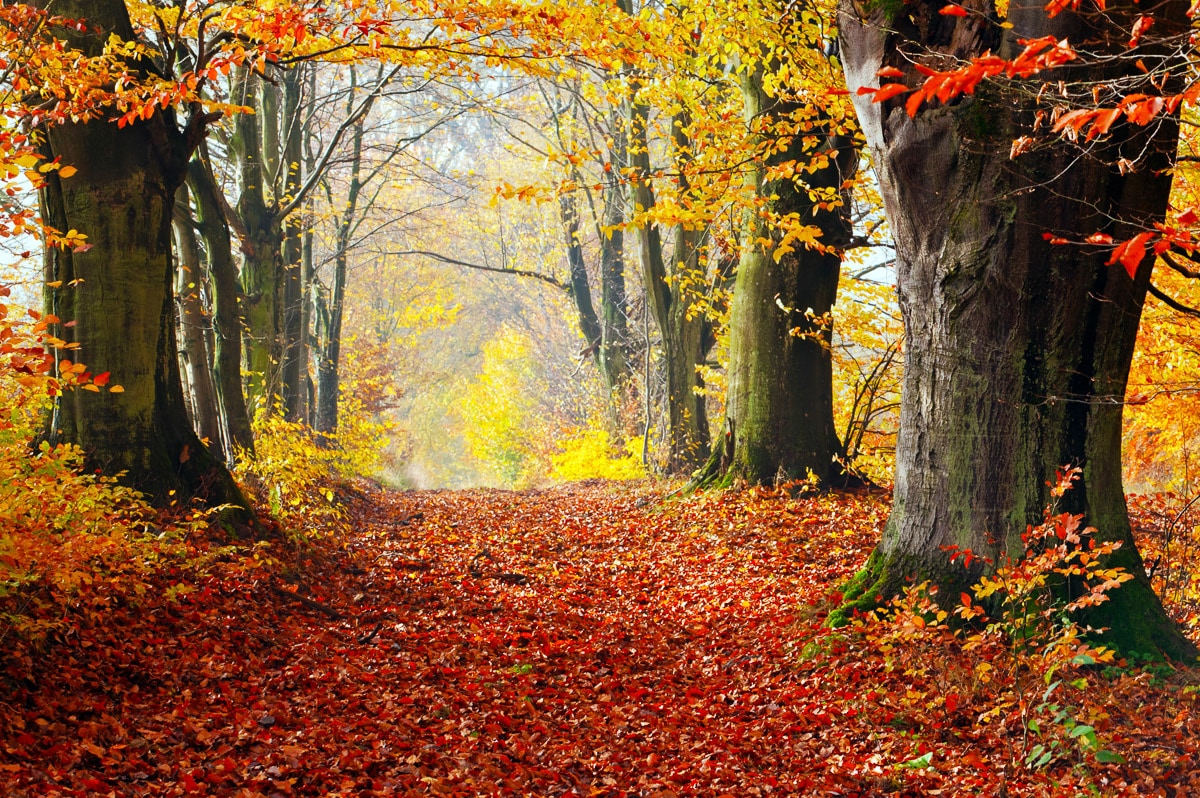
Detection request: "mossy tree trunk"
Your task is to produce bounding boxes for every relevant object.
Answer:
[230,68,284,418]
[37,0,251,519]
[838,0,1196,658]
[704,66,858,488]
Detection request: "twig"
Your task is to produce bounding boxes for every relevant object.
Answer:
[269,582,344,620]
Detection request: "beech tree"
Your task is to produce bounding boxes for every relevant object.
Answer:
[35,0,251,512]
[837,0,1196,657]
[710,67,858,487]
[691,0,865,488]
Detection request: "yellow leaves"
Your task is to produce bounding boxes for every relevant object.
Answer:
[491,182,551,206]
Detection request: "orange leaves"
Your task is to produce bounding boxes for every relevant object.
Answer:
[938,4,970,15]
[1047,93,1173,144]
[1128,15,1154,48]
[872,83,911,103]
[1107,231,1155,279]
[888,37,1077,119]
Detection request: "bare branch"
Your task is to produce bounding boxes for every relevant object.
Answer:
[383,249,568,292]
[1148,281,1200,318]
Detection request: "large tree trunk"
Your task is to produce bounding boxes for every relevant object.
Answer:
[838,0,1195,658]
[705,66,857,487]
[36,0,251,519]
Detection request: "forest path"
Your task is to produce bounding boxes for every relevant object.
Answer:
[2,482,1195,795]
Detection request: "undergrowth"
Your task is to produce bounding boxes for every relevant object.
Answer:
[844,469,1160,778]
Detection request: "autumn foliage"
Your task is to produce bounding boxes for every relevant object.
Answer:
[1,481,1198,795]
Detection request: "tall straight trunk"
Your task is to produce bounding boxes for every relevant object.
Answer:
[187,155,256,458]
[838,0,1195,658]
[35,0,250,518]
[314,86,365,435]
[598,182,630,401]
[280,69,307,422]
[707,67,857,486]
[172,188,223,450]
[230,68,283,416]
[628,98,711,473]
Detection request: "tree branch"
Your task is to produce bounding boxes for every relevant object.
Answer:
[384,250,568,291]
[1148,281,1200,317]
[279,63,406,219]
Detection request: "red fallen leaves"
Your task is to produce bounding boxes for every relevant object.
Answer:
[0,482,1198,796]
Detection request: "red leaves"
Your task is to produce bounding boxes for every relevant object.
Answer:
[3,483,1198,795]
[900,37,1076,119]
[1108,231,1155,279]
[1129,15,1154,48]
[938,4,969,15]
[872,83,911,103]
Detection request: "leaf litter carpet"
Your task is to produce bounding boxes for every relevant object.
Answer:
[2,482,1198,796]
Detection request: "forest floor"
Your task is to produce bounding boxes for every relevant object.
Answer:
[2,481,1199,797]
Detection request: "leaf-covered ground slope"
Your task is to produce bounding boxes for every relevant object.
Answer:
[2,483,1198,796]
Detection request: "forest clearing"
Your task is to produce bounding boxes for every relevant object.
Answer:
[6,0,1200,795]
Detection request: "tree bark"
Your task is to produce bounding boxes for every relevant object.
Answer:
[628,99,711,474]
[280,69,307,422]
[314,86,365,436]
[187,154,256,458]
[837,0,1195,658]
[230,68,284,417]
[702,65,857,487]
[36,0,252,520]
[172,187,224,451]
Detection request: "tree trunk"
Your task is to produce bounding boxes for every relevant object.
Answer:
[314,90,365,436]
[837,0,1195,658]
[704,66,857,487]
[280,69,307,422]
[36,0,251,520]
[172,187,224,451]
[187,154,256,458]
[598,183,631,404]
[559,192,605,368]
[230,68,284,416]
[628,99,711,473]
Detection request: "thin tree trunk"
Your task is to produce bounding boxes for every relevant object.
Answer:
[628,97,710,473]
[559,192,605,369]
[314,80,365,436]
[172,187,223,450]
[187,154,256,458]
[280,68,307,421]
[838,0,1195,658]
[598,182,630,404]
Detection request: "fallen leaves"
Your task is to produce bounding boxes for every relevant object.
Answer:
[0,481,1197,796]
